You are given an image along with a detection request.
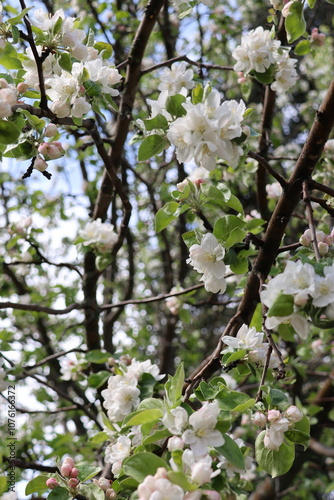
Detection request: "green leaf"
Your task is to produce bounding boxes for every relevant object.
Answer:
[144,114,169,132]
[191,83,204,104]
[87,371,110,388]
[0,42,23,69]
[223,349,247,366]
[285,2,306,43]
[90,431,109,444]
[165,94,186,117]
[294,414,310,435]
[253,65,276,85]
[213,215,246,248]
[122,409,163,427]
[216,434,245,470]
[216,388,255,412]
[11,25,20,44]
[94,41,113,59]
[77,465,101,482]
[86,28,95,47]
[306,0,316,6]
[123,453,167,483]
[85,350,110,364]
[18,108,45,131]
[79,483,105,500]
[0,476,7,496]
[3,140,36,160]
[0,120,21,145]
[324,0,334,3]
[255,430,295,477]
[155,201,178,232]
[285,429,309,446]
[165,363,185,408]
[58,53,72,73]
[167,471,197,491]
[47,487,71,500]
[267,293,294,317]
[7,7,31,25]
[83,80,103,97]
[142,428,171,445]
[182,230,197,248]
[138,134,169,161]
[25,475,49,495]
[294,40,311,56]
[250,302,263,331]
[138,398,164,411]
[268,388,288,406]
[202,184,244,214]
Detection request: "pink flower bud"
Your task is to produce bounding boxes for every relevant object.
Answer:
[52,141,66,155]
[33,157,48,172]
[60,463,73,477]
[46,478,59,489]
[67,478,79,489]
[267,409,281,423]
[45,124,58,137]
[285,405,303,423]
[38,142,64,160]
[194,178,205,188]
[252,411,267,428]
[167,436,184,451]
[70,468,79,478]
[282,0,293,17]
[299,231,311,247]
[311,28,326,46]
[17,82,29,93]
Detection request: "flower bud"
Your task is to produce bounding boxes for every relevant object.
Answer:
[45,124,58,137]
[98,477,112,491]
[191,462,212,485]
[311,28,326,46]
[252,411,267,428]
[167,436,184,451]
[0,78,8,88]
[299,231,311,247]
[46,478,59,489]
[318,241,329,255]
[63,457,75,469]
[282,0,293,17]
[105,488,117,500]
[17,82,29,93]
[38,142,64,160]
[33,157,48,172]
[294,290,309,307]
[67,478,79,489]
[285,405,303,423]
[70,468,79,478]
[267,409,281,423]
[60,463,73,477]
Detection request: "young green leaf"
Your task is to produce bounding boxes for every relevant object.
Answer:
[255,431,295,478]
[138,134,169,161]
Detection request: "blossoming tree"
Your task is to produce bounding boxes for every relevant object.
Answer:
[0,0,334,499]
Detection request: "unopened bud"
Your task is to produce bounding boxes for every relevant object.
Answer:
[46,478,59,489]
[33,157,48,172]
[45,124,58,137]
[318,241,329,255]
[252,411,267,428]
[267,409,281,423]
[98,478,112,491]
[167,436,184,451]
[105,488,117,500]
[285,405,303,423]
[17,82,29,93]
[70,468,79,478]
[60,463,73,477]
[67,478,79,489]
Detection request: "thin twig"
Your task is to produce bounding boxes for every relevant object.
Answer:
[140,55,233,76]
[302,181,320,261]
[248,151,287,187]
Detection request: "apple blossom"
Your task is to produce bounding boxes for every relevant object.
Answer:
[46,478,59,489]
[285,405,303,423]
[162,406,189,435]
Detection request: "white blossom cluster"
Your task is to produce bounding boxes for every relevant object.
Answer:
[254,406,303,451]
[167,89,246,170]
[158,61,195,95]
[223,324,281,368]
[261,260,334,338]
[187,233,227,294]
[0,78,18,118]
[79,218,118,253]
[232,26,298,93]
[21,9,122,118]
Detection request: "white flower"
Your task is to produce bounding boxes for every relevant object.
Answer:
[126,359,164,381]
[223,324,264,350]
[163,406,189,435]
[101,374,140,422]
[232,27,278,74]
[71,96,91,118]
[182,401,224,457]
[79,218,118,252]
[137,468,184,500]
[167,436,184,451]
[309,264,334,307]
[187,234,226,294]
[266,182,282,199]
[158,61,195,95]
[0,86,17,118]
[105,436,131,464]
